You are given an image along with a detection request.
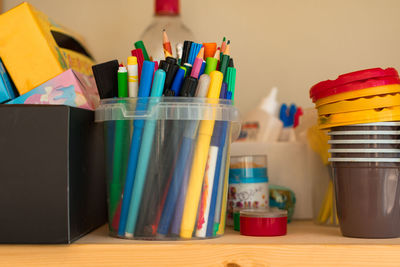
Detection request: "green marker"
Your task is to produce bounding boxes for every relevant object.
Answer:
[134,40,150,61]
[117,65,128,97]
[109,64,129,226]
[227,67,236,100]
[204,57,218,75]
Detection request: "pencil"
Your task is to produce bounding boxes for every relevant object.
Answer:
[163,29,173,58]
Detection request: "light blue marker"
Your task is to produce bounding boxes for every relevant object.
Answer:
[118,61,155,237]
[125,69,166,237]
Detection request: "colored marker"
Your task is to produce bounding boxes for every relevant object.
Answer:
[213,66,236,236]
[163,29,173,58]
[205,57,218,75]
[126,69,166,237]
[158,74,211,236]
[170,67,186,96]
[203,43,217,60]
[199,61,206,77]
[196,83,227,237]
[180,71,223,238]
[176,43,183,65]
[164,63,180,95]
[118,61,155,237]
[188,43,202,66]
[108,63,129,229]
[181,40,193,66]
[131,49,144,82]
[127,57,139,97]
[134,40,150,61]
[226,67,236,100]
[117,64,128,97]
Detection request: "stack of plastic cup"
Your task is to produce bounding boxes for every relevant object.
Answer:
[309,68,400,238]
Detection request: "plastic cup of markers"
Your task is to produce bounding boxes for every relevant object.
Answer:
[95,97,240,240]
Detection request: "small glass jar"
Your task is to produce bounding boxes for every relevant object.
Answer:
[228,155,269,226]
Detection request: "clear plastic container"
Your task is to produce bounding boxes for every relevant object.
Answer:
[95,97,240,240]
[228,155,269,226]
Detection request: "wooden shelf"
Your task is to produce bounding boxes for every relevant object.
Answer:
[1,221,400,266]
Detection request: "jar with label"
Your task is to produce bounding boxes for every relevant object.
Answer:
[228,155,269,226]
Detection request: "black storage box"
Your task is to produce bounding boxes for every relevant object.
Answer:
[0,105,106,243]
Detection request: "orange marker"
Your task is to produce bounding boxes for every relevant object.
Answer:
[163,29,173,58]
[203,43,217,60]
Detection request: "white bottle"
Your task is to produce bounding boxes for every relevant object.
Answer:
[140,0,196,62]
[242,87,283,143]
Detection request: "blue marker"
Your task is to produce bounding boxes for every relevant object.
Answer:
[170,67,186,96]
[125,69,166,237]
[199,61,206,77]
[158,74,210,236]
[188,43,202,65]
[118,61,155,237]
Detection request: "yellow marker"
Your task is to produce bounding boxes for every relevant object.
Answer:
[180,71,223,238]
[127,56,139,97]
[315,84,400,107]
[217,131,231,235]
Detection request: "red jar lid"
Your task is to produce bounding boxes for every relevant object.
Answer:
[311,76,400,102]
[239,208,287,237]
[310,68,399,101]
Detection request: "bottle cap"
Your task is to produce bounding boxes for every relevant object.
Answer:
[155,0,179,15]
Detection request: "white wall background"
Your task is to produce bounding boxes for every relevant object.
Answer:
[4,0,400,115]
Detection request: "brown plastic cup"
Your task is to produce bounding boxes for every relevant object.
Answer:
[332,122,400,131]
[331,161,400,238]
[331,143,400,149]
[329,130,400,140]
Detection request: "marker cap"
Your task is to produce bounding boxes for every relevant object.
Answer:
[128,56,138,65]
[180,76,198,97]
[204,57,218,75]
[181,41,193,66]
[166,56,177,65]
[134,41,150,61]
[195,74,210,97]
[159,60,170,72]
[164,63,180,92]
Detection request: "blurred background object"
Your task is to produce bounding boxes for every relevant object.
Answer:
[4,0,400,114]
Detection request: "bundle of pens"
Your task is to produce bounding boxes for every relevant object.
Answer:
[94,33,240,240]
